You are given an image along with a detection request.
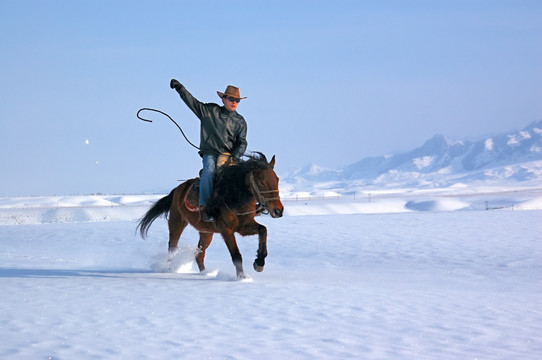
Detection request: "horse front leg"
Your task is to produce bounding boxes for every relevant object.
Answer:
[239,222,268,273]
[221,230,245,279]
[253,224,267,272]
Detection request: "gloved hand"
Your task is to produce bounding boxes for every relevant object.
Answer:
[170,79,182,90]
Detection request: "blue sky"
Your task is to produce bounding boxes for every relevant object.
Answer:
[1,0,541,196]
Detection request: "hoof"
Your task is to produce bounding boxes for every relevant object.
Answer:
[167,247,179,261]
[253,260,265,272]
[237,272,248,279]
[168,246,179,254]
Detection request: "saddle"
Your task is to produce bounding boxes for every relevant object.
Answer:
[184,176,266,215]
[184,179,201,212]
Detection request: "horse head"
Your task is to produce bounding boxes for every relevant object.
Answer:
[249,155,284,218]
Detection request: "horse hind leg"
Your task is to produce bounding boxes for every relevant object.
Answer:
[196,232,213,272]
[168,209,187,253]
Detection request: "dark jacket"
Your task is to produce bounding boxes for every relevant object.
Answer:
[176,85,247,160]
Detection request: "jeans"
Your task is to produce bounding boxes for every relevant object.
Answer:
[200,154,217,207]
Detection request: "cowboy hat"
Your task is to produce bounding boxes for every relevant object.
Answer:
[217,85,247,100]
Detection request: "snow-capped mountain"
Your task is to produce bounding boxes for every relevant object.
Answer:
[282,120,542,190]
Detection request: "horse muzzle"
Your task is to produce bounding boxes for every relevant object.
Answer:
[270,206,284,218]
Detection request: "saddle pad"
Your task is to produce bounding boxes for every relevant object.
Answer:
[184,179,200,212]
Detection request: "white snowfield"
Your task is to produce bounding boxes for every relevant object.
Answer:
[0,186,541,359]
[1,184,541,225]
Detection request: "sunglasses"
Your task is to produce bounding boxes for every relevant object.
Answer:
[225,96,241,103]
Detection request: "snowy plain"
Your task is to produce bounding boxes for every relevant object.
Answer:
[0,186,541,359]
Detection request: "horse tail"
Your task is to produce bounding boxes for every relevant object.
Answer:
[137,189,175,238]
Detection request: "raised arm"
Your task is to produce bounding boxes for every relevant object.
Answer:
[170,79,209,121]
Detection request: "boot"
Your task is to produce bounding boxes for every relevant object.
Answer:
[200,206,215,222]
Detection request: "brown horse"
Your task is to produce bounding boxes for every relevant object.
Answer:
[138,153,284,279]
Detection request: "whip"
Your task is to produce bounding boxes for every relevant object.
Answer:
[137,107,200,150]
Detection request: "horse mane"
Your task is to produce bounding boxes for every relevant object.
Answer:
[206,152,270,215]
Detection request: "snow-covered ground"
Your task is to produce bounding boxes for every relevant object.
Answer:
[1,183,541,224]
[1,187,541,359]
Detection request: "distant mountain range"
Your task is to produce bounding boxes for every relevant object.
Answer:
[282,120,542,192]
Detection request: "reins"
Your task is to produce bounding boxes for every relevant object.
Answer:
[137,108,200,150]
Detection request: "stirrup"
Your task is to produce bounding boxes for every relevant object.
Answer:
[200,206,215,222]
[202,212,215,222]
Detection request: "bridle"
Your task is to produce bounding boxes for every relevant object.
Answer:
[224,168,281,217]
[249,171,280,204]
[248,171,280,214]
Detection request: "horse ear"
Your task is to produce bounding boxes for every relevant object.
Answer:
[270,155,276,169]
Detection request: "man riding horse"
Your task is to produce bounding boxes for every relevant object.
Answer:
[170,79,248,222]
